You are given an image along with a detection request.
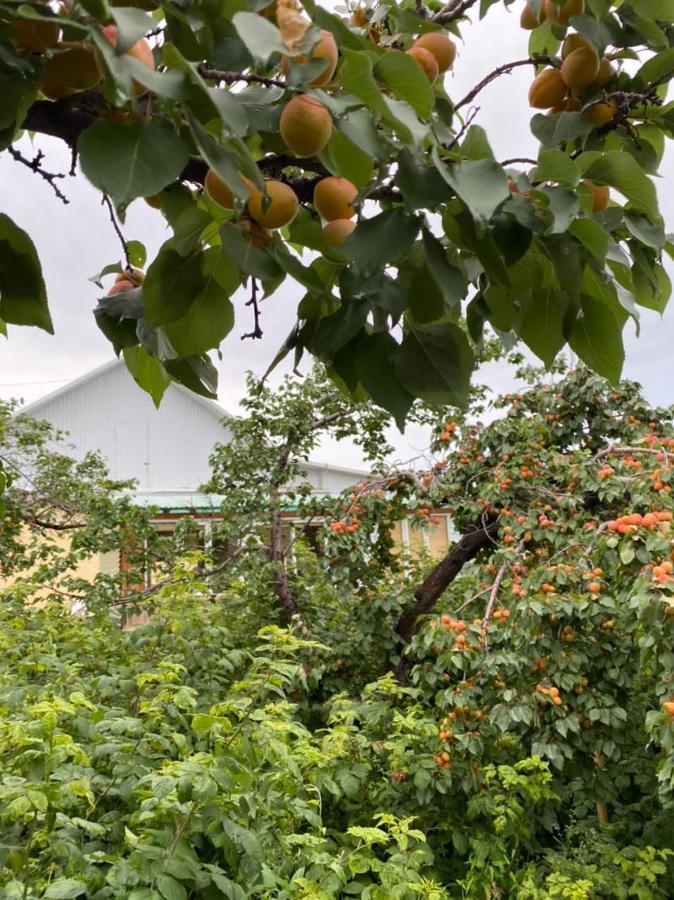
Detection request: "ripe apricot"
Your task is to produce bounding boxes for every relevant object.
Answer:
[561,46,599,90]
[282,29,338,87]
[520,3,545,28]
[594,57,615,87]
[529,68,567,109]
[279,94,332,157]
[588,581,601,593]
[583,179,609,212]
[663,700,674,715]
[41,43,101,99]
[543,0,584,27]
[247,180,299,229]
[12,16,60,52]
[323,219,356,246]
[561,33,594,58]
[583,99,617,128]
[412,32,456,73]
[407,46,439,83]
[314,176,358,221]
[205,170,235,209]
[107,278,136,296]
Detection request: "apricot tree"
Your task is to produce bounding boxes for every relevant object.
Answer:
[2,0,673,418]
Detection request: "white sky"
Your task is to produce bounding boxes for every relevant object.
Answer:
[1,4,673,468]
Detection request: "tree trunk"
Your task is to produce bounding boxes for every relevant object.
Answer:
[393,513,499,678]
[269,505,299,624]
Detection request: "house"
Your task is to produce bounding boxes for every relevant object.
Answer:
[17,360,457,576]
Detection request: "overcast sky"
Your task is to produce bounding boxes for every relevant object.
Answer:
[1,4,673,469]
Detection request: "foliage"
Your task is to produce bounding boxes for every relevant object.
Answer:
[1,0,674,417]
[5,366,674,894]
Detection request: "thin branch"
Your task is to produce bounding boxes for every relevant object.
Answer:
[101,194,131,268]
[241,277,263,341]
[455,56,556,111]
[500,156,537,166]
[199,66,287,88]
[481,541,524,649]
[7,146,70,204]
[446,105,479,151]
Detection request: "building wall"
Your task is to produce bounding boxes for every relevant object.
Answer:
[21,362,233,491]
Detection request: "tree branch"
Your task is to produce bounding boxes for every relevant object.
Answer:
[7,146,70,204]
[455,56,556,111]
[394,511,499,645]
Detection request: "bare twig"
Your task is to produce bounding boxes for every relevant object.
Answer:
[241,277,263,341]
[101,194,131,268]
[455,56,556,111]
[481,540,524,649]
[500,156,537,166]
[8,146,70,204]
[446,105,479,151]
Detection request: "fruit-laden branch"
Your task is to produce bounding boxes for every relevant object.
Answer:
[394,511,499,645]
[455,56,556,110]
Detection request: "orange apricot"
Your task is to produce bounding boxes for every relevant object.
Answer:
[247,180,299,229]
[412,32,456,73]
[314,176,358,221]
[279,94,332,157]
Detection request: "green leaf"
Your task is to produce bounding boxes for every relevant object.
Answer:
[144,243,206,327]
[343,209,419,273]
[126,240,147,268]
[123,346,171,408]
[530,111,594,148]
[232,12,286,63]
[578,150,659,220]
[0,213,52,332]
[531,149,581,187]
[569,293,624,383]
[460,124,496,161]
[634,46,674,86]
[164,248,238,356]
[396,149,452,209]
[110,7,153,51]
[568,218,609,263]
[394,321,474,406]
[43,878,87,898]
[373,50,435,119]
[519,287,569,367]
[78,121,189,210]
[164,355,218,398]
[156,873,187,900]
[219,224,283,280]
[352,331,413,429]
[433,152,509,225]
[320,128,373,189]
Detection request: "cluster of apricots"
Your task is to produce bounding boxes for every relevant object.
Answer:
[535,683,563,706]
[652,560,674,585]
[329,516,360,534]
[12,16,154,100]
[525,6,617,121]
[405,32,456,83]
[430,615,468,632]
[606,510,673,533]
[434,750,452,769]
[438,421,457,442]
[204,169,361,249]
